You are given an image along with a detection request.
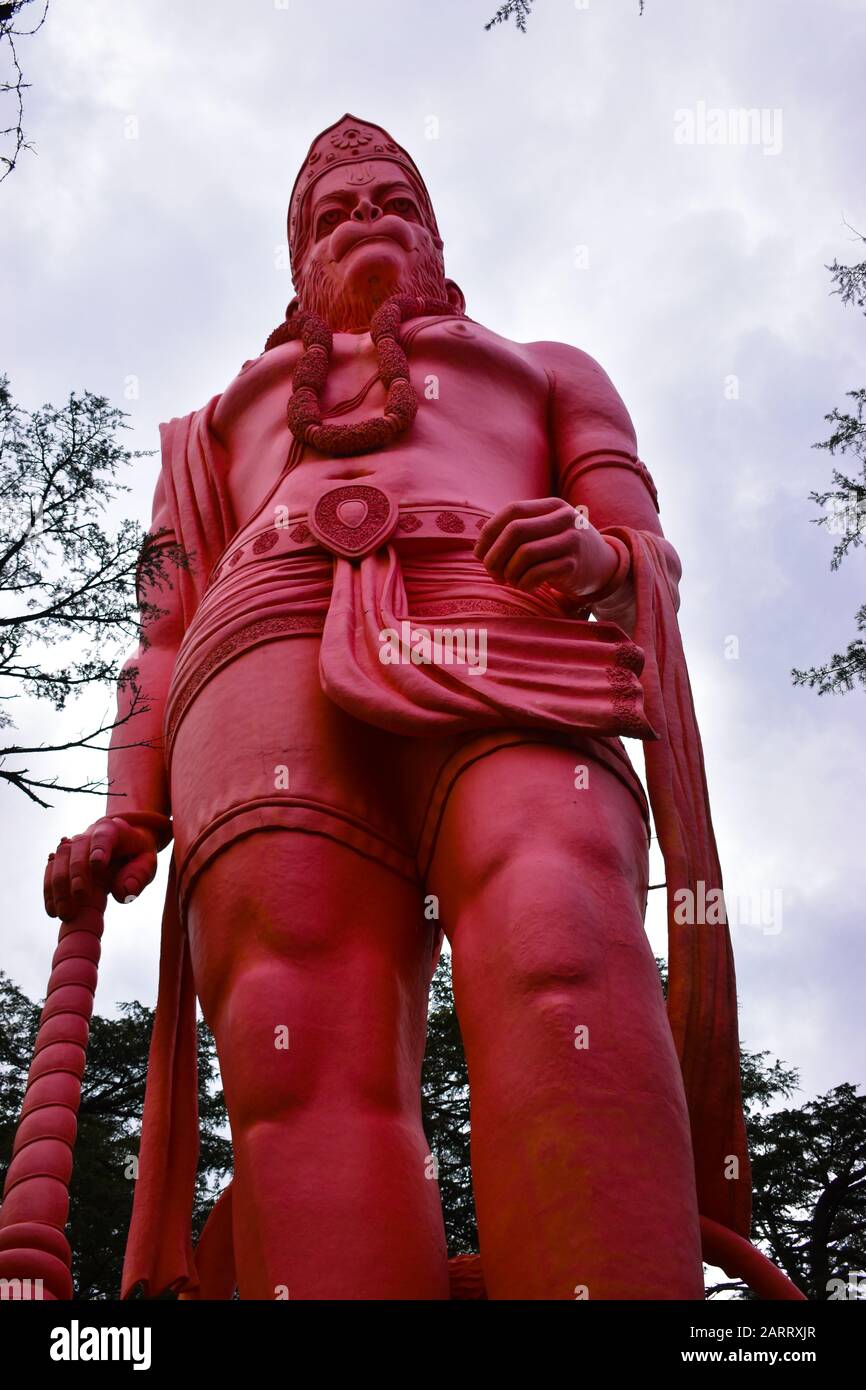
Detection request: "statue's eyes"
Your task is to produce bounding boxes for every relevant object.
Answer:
[316,208,347,237]
[386,197,417,219]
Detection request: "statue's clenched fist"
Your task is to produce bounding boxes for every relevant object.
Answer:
[475,497,622,600]
[43,817,161,919]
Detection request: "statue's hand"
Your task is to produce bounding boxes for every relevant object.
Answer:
[43,817,160,920]
[475,497,620,599]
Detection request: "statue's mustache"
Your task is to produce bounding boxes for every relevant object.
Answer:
[296,233,446,332]
[330,215,415,263]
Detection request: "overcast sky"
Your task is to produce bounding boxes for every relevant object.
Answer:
[1,0,864,1112]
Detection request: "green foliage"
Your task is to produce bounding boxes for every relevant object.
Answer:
[485,0,535,34]
[0,376,187,803]
[740,1048,799,1115]
[485,0,644,31]
[420,953,476,1254]
[748,1084,866,1300]
[794,235,866,694]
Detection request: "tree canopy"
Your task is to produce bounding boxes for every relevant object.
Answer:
[0,377,186,804]
[793,230,866,695]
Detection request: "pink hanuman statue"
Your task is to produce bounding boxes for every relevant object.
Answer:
[6,115,804,1301]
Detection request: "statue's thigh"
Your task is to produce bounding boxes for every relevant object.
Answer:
[430,739,649,905]
[428,740,654,994]
[185,831,434,1110]
[169,634,408,874]
[429,741,675,1098]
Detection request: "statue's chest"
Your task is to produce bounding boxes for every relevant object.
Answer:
[320,323,547,440]
[219,323,549,527]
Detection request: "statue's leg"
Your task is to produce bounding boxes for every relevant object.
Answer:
[185,830,449,1300]
[427,741,705,1300]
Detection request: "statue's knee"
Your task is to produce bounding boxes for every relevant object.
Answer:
[209,963,316,1128]
[452,851,592,997]
[211,960,420,1132]
[451,844,645,1009]
[464,810,645,903]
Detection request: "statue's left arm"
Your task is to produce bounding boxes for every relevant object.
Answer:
[475,340,681,635]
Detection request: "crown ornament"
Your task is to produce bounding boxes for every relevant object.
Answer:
[287,114,441,277]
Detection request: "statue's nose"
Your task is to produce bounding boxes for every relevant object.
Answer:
[351,199,382,224]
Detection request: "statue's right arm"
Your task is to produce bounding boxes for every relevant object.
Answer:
[43,473,181,919]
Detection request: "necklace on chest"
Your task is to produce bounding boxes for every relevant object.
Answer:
[264,293,460,458]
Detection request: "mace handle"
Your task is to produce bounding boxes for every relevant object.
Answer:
[0,886,107,1301]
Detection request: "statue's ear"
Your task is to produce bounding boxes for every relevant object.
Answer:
[445,278,466,315]
[263,297,301,353]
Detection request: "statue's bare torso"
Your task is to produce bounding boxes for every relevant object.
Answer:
[213,318,555,533]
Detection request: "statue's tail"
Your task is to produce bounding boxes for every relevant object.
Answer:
[697,1217,806,1301]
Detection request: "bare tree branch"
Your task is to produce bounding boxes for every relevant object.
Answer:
[0,0,49,183]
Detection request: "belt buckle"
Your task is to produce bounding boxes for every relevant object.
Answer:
[308,482,398,560]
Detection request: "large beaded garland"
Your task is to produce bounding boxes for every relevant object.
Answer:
[264,293,458,458]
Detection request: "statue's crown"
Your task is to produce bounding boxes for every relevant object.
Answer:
[288,113,440,277]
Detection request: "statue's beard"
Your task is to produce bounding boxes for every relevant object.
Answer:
[296,246,448,332]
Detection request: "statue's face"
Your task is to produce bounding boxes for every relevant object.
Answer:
[294,158,446,331]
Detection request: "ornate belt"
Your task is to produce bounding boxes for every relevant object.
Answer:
[207,482,492,589]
